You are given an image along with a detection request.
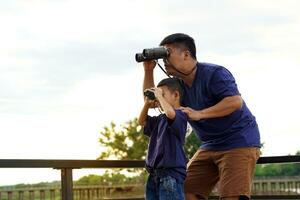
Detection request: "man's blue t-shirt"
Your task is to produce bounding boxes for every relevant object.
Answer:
[180,62,261,151]
[143,109,187,183]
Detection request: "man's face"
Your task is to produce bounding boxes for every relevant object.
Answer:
[162,44,187,77]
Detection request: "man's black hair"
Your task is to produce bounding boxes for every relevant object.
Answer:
[159,33,197,60]
[157,77,184,103]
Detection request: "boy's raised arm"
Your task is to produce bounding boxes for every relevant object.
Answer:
[138,101,151,126]
[154,88,176,120]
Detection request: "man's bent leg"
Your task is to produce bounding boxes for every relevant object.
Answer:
[214,147,260,198]
[184,149,219,200]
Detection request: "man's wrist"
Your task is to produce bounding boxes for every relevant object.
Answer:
[197,110,205,120]
[145,102,152,107]
[144,69,154,72]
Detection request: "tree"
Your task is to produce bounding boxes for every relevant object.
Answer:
[75,173,128,185]
[254,150,300,177]
[98,118,201,160]
[98,118,149,160]
[184,131,201,159]
[97,118,201,184]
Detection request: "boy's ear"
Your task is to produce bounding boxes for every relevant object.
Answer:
[174,91,180,99]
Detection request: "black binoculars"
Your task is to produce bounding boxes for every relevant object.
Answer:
[143,89,156,100]
[135,47,169,62]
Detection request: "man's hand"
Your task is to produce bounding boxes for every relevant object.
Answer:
[180,107,203,121]
[181,96,243,121]
[143,60,156,71]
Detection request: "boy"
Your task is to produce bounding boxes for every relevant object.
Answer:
[138,77,187,200]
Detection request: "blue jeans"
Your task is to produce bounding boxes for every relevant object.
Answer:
[146,173,185,200]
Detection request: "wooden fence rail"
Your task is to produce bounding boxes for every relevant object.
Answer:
[0,156,299,200]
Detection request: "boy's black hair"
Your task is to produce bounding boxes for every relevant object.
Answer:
[159,33,197,60]
[157,78,184,103]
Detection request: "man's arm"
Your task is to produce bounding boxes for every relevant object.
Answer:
[139,60,157,126]
[181,95,243,121]
[182,66,243,121]
[143,60,156,94]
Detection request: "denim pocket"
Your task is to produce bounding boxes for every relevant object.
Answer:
[159,176,184,199]
[161,176,177,192]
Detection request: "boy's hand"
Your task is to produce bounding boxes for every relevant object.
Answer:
[153,87,163,99]
[144,88,157,108]
[144,97,157,108]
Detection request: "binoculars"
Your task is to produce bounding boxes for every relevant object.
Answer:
[143,89,156,100]
[135,47,169,62]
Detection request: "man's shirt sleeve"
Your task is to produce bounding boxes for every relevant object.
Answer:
[209,67,240,101]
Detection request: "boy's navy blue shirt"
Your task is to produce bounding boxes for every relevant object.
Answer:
[143,109,188,183]
[181,62,261,151]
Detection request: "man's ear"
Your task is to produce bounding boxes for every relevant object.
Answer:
[183,50,190,60]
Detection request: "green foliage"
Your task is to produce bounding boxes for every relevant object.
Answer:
[98,118,149,160]
[75,174,104,185]
[75,171,148,186]
[0,181,61,190]
[255,164,299,177]
[94,119,202,186]
[184,132,201,159]
[98,118,201,160]
[255,152,300,177]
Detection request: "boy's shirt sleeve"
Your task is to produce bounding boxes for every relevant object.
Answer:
[168,110,188,140]
[143,115,158,137]
[209,67,241,101]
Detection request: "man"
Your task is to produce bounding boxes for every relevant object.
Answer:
[142,33,261,200]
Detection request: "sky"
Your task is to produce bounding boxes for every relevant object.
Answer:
[0,0,300,185]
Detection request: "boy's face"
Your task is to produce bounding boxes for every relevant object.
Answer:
[158,86,179,108]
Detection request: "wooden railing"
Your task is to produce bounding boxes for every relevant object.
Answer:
[253,176,300,194]
[0,185,144,200]
[0,155,299,200]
